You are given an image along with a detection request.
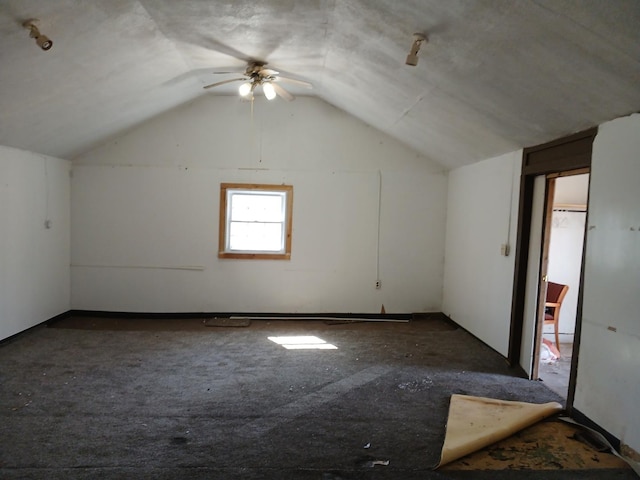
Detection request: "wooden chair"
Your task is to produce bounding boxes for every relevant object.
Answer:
[545,281,569,353]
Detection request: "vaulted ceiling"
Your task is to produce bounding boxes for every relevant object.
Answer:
[1,0,639,169]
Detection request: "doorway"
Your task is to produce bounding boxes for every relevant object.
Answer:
[535,173,589,398]
[508,127,597,413]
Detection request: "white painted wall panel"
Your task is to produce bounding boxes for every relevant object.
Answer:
[576,322,640,451]
[71,97,447,313]
[574,114,640,453]
[0,146,70,341]
[442,151,521,356]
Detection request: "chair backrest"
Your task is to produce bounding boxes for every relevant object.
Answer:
[546,281,569,304]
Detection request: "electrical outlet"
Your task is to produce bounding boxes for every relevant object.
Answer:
[375,280,381,289]
[500,244,510,256]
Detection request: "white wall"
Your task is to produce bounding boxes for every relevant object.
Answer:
[0,145,70,341]
[442,151,521,356]
[574,114,640,454]
[71,96,447,313]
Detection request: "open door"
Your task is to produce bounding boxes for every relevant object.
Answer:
[531,176,556,381]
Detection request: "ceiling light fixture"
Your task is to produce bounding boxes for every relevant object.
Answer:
[263,82,276,100]
[23,19,53,51]
[204,61,311,101]
[238,82,252,97]
[405,33,426,66]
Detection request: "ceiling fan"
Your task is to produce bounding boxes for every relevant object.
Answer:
[202,61,312,101]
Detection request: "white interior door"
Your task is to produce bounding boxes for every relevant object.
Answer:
[519,175,546,377]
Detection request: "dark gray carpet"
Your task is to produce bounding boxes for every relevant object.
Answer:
[0,318,633,479]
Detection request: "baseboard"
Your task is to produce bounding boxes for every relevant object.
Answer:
[0,310,71,345]
[64,309,415,321]
[5,310,449,341]
[45,310,74,325]
[542,332,575,344]
[571,408,621,452]
[438,313,527,377]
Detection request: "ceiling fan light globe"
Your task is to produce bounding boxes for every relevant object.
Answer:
[238,82,252,97]
[263,82,276,100]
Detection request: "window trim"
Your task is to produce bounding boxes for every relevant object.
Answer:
[218,183,293,260]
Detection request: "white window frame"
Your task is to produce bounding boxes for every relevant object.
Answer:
[218,183,293,260]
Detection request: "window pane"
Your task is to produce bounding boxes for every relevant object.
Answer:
[229,222,284,252]
[230,193,284,222]
[219,183,293,260]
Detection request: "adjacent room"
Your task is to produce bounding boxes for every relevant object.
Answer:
[1,1,639,478]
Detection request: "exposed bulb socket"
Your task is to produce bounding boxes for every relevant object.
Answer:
[23,19,53,51]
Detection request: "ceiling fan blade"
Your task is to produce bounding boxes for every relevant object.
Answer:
[272,83,294,102]
[260,68,279,76]
[275,76,313,89]
[203,77,247,89]
[193,35,253,64]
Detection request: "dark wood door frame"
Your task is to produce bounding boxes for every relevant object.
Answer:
[507,128,597,397]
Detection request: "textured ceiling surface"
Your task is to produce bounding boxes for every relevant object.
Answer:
[1,0,639,169]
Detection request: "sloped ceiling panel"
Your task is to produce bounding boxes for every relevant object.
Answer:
[0,0,639,169]
[0,0,201,159]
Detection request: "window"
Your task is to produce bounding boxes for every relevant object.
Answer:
[218,183,293,260]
